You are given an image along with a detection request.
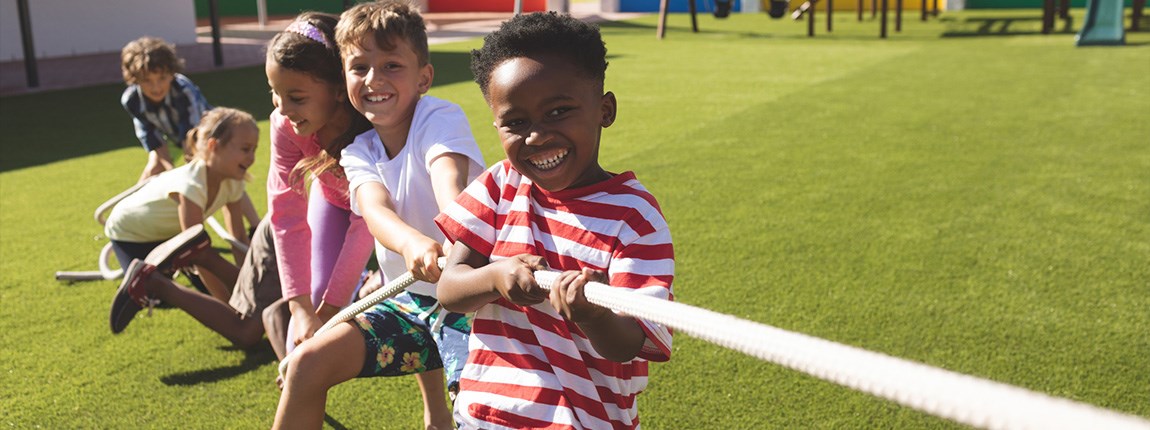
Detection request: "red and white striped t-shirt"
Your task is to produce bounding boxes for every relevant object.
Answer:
[435,160,675,430]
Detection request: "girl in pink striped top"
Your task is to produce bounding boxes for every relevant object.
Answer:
[264,12,375,354]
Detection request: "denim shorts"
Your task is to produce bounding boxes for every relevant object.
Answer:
[352,291,471,392]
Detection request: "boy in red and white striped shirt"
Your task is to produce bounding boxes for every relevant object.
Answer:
[434,12,674,430]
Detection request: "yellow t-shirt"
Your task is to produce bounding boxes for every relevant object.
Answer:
[104,159,246,243]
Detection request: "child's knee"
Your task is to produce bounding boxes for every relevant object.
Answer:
[231,322,264,349]
[284,342,339,388]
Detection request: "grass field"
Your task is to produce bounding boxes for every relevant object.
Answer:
[2,9,1148,429]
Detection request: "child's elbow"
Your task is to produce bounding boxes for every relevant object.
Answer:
[438,291,471,313]
[437,284,485,314]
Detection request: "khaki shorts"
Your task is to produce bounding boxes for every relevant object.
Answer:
[227,218,282,318]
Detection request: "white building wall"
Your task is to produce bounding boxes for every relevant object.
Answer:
[0,0,196,62]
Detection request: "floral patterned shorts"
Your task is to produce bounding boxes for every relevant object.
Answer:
[352,291,471,392]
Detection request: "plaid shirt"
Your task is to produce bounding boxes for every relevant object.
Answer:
[120,73,212,151]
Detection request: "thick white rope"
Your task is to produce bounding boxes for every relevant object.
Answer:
[277,261,430,376]
[94,177,151,226]
[58,180,152,282]
[204,216,250,256]
[532,271,1150,430]
[276,261,1150,429]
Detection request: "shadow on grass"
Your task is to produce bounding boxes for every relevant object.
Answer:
[324,414,350,430]
[160,342,277,386]
[939,14,1076,37]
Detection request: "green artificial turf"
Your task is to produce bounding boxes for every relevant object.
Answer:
[2,9,1148,428]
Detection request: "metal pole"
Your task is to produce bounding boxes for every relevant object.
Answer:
[1133,0,1145,31]
[896,0,902,31]
[657,0,669,38]
[208,0,223,66]
[858,0,863,21]
[809,0,816,36]
[827,0,833,32]
[921,0,927,21]
[257,0,267,29]
[16,0,38,88]
[1042,0,1054,34]
[689,0,698,32]
[880,0,888,38]
[514,0,523,15]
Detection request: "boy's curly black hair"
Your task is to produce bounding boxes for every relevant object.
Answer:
[470,12,608,97]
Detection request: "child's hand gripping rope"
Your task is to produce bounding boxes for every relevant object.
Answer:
[275,255,604,378]
[276,257,448,378]
[274,257,1150,430]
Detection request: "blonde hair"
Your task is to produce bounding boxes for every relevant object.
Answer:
[336,1,430,66]
[184,107,258,179]
[121,36,185,85]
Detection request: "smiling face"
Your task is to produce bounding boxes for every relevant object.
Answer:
[486,54,616,192]
[206,123,259,181]
[266,60,345,137]
[138,70,174,104]
[343,35,432,145]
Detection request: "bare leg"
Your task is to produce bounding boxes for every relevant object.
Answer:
[193,266,232,302]
[262,298,291,361]
[145,271,264,348]
[273,323,365,429]
[415,369,454,430]
[190,250,240,301]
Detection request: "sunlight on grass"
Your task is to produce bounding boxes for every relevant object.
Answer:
[2,9,1148,429]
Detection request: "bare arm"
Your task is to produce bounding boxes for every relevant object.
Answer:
[237,192,261,227]
[428,153,470,213]
[356,182,442,283]
[353,153,471,283]
[140,146,176,183]
[223,199,252,259]
[438,243,549,313]
[225,198,255,245]
[176,193,205,230]
[439,244,646,362]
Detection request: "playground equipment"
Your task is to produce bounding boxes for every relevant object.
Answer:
[54,179,250,282]
[656,0,941,39]
[1076,0,1127,45]
[1042,0,1144,37]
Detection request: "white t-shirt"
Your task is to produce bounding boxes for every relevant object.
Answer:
[105,159,247,243]
[340,96,485,297]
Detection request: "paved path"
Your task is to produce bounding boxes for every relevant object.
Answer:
[0,5,643,97]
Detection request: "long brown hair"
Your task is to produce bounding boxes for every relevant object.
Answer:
[267,12,371,189]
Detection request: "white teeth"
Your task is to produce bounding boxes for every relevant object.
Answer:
[529,150,567,170]
[366,94,390,102]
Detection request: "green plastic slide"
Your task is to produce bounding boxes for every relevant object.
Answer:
[1076,0,1126,46]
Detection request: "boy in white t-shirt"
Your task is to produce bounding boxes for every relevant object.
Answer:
[272,3,484,429]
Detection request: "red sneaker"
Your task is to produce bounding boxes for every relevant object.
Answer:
[109,259,158,334]
[145,224,210,272]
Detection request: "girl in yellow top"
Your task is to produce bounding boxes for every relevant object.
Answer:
[104,107,260,304]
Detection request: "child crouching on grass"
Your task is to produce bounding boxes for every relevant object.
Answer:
[434,12,675,429]
[120,36,213,183]
[107,107,261,332]
[272,2,485,429]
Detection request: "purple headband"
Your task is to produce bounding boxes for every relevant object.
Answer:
[284,20,334,49]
